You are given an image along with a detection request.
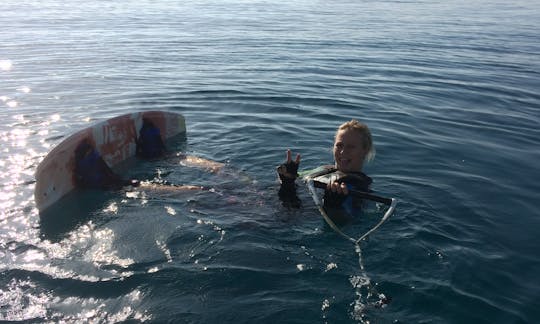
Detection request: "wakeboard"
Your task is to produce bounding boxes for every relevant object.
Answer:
[34,110,186,212]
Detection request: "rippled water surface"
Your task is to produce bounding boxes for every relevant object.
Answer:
[2,0,540,322]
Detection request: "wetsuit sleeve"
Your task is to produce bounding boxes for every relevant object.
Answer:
[323,189,347,208]
[277,161,301,208]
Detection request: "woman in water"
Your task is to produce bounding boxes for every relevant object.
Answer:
[277,119,375,223]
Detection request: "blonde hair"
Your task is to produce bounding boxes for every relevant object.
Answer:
[336,119,375,161]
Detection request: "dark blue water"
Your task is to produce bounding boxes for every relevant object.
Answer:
[2,0,540,322]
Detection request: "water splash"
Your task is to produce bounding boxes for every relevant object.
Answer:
[349,244,390,323]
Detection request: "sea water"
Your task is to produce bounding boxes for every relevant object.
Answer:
[1,0,539,322]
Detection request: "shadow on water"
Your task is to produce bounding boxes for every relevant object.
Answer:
[38,189,117,242]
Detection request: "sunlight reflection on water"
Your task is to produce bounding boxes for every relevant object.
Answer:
[0,278,48,321]
[0,60,12,71]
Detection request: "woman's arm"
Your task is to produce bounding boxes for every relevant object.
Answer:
[276,149,301,208]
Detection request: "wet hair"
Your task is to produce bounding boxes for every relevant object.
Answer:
[335,119,375,161]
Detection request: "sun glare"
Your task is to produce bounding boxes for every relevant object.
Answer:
[0,60,13,71]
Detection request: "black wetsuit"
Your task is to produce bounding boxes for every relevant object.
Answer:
[278,164,372,223]
[318,166,372,224]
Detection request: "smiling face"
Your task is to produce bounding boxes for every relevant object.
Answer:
[332,120,374,173]
[333,129,368,172]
